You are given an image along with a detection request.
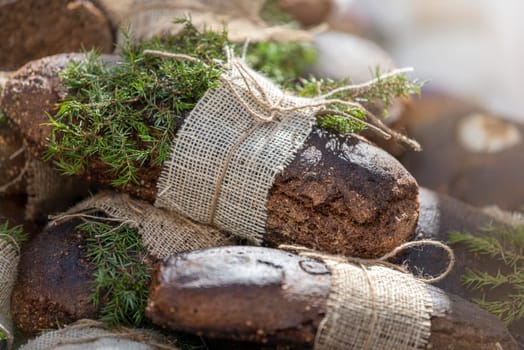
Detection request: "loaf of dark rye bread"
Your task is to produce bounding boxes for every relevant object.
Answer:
[0,54,419,257]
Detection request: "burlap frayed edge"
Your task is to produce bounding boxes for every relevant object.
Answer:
[51,191,234,259]
[280,242,455,350]
[154,57,320,244]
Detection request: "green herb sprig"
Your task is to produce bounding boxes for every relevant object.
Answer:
[296,69,422,136]
[80,220,151,326]
[46,19,421,188]
[449,225,524,323]
[0,220,27,250]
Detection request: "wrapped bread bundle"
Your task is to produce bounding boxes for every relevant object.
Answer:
[0,22,421,258]
[147,246,520,350]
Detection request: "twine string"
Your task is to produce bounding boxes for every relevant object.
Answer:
[143,49,421,150]
[279,239,455,283]
[314,67,415,100]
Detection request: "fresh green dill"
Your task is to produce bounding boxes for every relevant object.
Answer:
[449,225,524,323]
[80,220,151,327]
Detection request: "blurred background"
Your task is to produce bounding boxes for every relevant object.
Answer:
[329,0,524,122]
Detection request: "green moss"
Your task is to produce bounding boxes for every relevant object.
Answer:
[449,225,524,324]
[80,219,151,327]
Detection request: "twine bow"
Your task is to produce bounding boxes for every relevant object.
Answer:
[143,48,422,151]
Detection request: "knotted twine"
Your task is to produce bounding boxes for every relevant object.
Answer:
[0,233,21,349]
[155,56,322,243]
[18,319,178,350]
[52,192,234,259]
[281,241,455,350]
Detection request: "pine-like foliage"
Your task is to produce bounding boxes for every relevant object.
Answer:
[80,219,152,327]
[45,20,421,188]
[449,225,524,323]
[296,70,422,134]
[45,22,225,187]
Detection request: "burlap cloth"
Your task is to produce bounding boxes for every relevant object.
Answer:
[0,233,21,349]
[279,242,456,350]
[155,58,321,243]
[25,157,90,222]
[18,319,178,350]
[95,0,316,44]
[314,259,433,350]
[55,191,234,258]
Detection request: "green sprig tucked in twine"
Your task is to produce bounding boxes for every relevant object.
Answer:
[45,20,422,189]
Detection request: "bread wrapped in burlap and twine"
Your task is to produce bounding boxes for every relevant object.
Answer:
[140,48,417,246]
[18,319,178,350]
[94,0,318,45]
[49,50,403,248]
[280,242,455,350]
[0,232,22,349]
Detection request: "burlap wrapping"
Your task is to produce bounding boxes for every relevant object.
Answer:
[59,192,234,258]
[111,0,314,45]
[0,234,20,348]
[155,59,320,243]
[0,119,26,196]
[25,157,89,221]
[18,320,178,350]
[315,259,433,350]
